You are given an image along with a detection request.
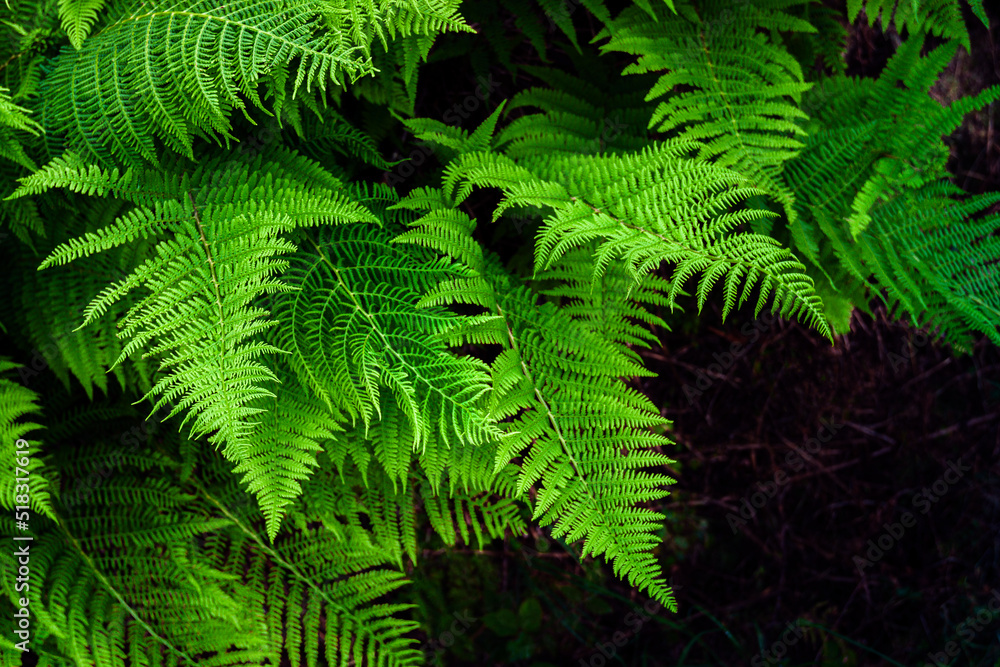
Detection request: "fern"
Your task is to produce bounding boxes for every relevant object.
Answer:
[0,404,421,666]
[448,140,831,335]
[0,85,42,169]
[599,0,817,231]
[3,1,1000,664]
[232,361,345,541]
[781,33,1000,345]
[7,147,377,460]
[0,359,57,521]
[274,221,503,492]
[57,0,107,48]
[847,0,988,50]
[37,0,470,168]
[393,185,682,607]
[0,194,155,398]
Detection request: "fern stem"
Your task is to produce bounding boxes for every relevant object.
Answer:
[187,190,241,450]
[491,301,606,534]
[54,514,197,663]
[194,479,409,655]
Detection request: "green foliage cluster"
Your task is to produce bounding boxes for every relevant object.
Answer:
[0,0,996,664]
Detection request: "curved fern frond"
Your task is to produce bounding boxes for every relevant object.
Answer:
[451,142,831,336]
[599,0,817,229]
[9,147,377,460]
[393,188,681,610]
[233,361,345,542]
[782,33,1000,346]
[58,0,108,48]
[275,223,503,492]
[39,0,377,167]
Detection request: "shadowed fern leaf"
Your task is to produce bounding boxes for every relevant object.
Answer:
[37,0,468,167]
[847,0,988,50]
[0,409,422,666]
[599,0,817,230]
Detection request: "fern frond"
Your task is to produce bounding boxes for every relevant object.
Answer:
[486,257,681,610]
[847,0,986,50]
[541,246,679,358]
[782,33,1000,346]
[0,417,422,666]
[0,359,57,521]
[275,223,503,493]
[451,143,831,336]
[393,188,681,610]
[232,361,345,542]
[39,0,378,167]
[57,0,107,48]
[600,0,817,228]
[10,147,376,460]
[0,85,42,170]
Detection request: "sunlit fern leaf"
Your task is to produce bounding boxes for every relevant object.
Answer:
[301,449,524,571]
[393,187,681,610]
[57,0,107,48]
[407,103,829,338]
[449,143,832,337]
[487,266,680,609]
[600,0,815,222]
[7,147,377,461]
[0,85,42,170]
[599,0,817,230]
[233,361,345,542]
[541,246,679,361]
[274,223,503,493]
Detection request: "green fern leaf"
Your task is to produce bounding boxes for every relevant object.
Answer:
[9,147,376,460]
[57,0,107,48]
